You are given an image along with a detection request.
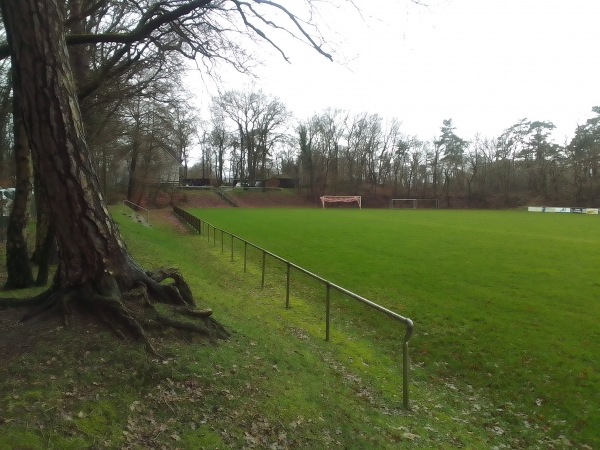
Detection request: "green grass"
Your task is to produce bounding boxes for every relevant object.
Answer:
[191,207,600,447]
[0,206,597,448]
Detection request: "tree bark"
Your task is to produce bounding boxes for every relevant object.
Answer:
[35,221,56,287]
[0,0,226,344]
[31,176,58,267]
[0,78,12,180]
[2,0,135,288]
[127,142,139,202]
[3,82,34,289]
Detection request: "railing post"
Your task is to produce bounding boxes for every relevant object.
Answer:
[261,251,266,288]
[231,235,234,262]
[124,200,149,225]
[221,230,224,254]
[244,242,247,272]
[285,263,291,309]
[325,283,331,342]
[403,341,410,409]
[213,228,216,246]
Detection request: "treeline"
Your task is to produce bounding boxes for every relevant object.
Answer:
[2,60,599,209]
[198,93,600,207]
[2,64,599,208]
[0,64,198,207]
[0,3,596,213]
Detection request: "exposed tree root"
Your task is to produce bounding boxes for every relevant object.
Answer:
[148,268,195,306]
[173,305,214,319]
[0,288,59,310]
[155,315,211,335]
[1,268,228,353]
[18,287,73,325]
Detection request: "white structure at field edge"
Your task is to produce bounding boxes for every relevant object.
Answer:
[528,206,598,214]
[320,196,361,209]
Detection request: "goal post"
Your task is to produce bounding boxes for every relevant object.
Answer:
[320,195,362,209]
[390,198,439,209]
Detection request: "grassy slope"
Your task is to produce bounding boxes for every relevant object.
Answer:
[1,207,522,449]
[191,207,600,447]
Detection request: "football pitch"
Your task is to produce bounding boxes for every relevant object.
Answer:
[190,207,600,443]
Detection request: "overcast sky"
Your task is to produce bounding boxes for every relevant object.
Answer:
[186,0,600,144]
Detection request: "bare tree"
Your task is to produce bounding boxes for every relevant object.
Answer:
[207,108,232,185]
[167,100,198,183]
[298,110,345,196]
[213,88,290,185]
[253,96,291,181]
[373,117,401,193]
[298,117,318,197]
[317,109,345,194]
[567,107,600,205]
[344,112,375,191]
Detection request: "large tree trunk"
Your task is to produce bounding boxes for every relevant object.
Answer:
[4,0,134,288]
[3,82,34,289]
[34,220,57,287]
[1,0,226,346]
[127,144,140,202]
[0,78,12,180]
[31,177,58,269]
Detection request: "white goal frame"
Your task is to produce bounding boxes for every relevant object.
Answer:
[390,198,439,209]
[320,195,362,209]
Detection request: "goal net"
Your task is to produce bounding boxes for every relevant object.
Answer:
[320,195,362,209]
[390,198,439,209]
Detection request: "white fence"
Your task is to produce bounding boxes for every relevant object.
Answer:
[528,206,599,214]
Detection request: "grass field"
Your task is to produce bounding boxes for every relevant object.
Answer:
[1,206,598,448]
[0,208,525,449]
[190,207,600,446]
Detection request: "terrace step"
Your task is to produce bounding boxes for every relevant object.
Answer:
[214,187,239,207]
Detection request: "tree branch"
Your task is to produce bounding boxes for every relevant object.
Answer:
[0,0,334,63]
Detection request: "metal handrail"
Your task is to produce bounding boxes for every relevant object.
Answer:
[123,200,149,225]
[214,187,239,207]
[172,206,414,408]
